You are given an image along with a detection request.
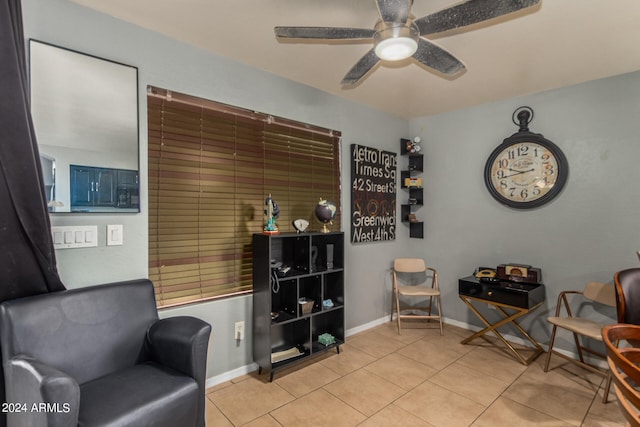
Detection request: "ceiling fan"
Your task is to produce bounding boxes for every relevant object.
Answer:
[275,0,541,86]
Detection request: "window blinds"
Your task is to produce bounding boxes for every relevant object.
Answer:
[147,87,341,307]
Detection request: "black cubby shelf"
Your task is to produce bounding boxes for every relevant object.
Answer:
[400,138,424,239]
[252,231,345,381]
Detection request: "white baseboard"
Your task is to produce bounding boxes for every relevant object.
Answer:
[346,316,390,336]
[206,362,259,388]
[206,315,605,387]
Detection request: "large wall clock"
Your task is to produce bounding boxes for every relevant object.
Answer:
[484,107,569,209]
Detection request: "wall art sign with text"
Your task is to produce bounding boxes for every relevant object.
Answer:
[351,144,396,243]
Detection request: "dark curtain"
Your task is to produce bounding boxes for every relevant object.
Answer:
[0,0,66,421]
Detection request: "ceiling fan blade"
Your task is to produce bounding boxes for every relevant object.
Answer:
[275,27,375,40]
[412,38,465,76]
[415,0,540,35]
[341,49,380,86]
[376,0,412,24]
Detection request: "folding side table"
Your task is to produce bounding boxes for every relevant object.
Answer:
[458,276,545,365]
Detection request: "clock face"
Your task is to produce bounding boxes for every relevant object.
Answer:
[484,135,568,209]
[292,218,309,232]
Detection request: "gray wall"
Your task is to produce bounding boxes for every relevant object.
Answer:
[23,0,408,383]
[22,0,639,384]
[408,71,640,348]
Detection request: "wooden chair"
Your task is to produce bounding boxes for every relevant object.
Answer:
[544,281,616,403]
[602,324,640,426]
[390,258,443,335]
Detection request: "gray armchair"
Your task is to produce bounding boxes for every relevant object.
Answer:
[0,279,211,427]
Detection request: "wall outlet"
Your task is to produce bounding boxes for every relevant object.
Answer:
[234,321,245,340]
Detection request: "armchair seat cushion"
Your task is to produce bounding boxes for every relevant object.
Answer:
[79,362,198,427]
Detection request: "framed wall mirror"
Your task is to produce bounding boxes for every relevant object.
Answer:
[29,39,139,213]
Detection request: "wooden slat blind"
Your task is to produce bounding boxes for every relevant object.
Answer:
[148,87,341,307]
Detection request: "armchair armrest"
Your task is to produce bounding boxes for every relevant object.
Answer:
[147,316,211,427]
[147,316,211,380]
[4,355,79,427]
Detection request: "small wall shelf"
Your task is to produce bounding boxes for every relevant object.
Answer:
[400,138,424,239]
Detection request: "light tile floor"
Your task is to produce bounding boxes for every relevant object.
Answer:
[206,322,625,426]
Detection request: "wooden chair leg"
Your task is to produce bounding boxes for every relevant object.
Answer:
[573,332,586,363]
[396,290,402,334]
[390,287,396,323]
[437,295,444,335]
[544,325,559,372]
[602,371,612,404]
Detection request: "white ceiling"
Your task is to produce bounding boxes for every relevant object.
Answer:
[70,0,640,119]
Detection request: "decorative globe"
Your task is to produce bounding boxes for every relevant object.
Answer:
[314,198,337,233]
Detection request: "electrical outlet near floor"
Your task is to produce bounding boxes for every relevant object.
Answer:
[234,321,245,340]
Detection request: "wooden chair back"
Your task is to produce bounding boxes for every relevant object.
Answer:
[394,258,426,274]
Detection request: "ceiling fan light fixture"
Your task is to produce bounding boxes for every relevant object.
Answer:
[375,37,417,61]
[373,23,419,62]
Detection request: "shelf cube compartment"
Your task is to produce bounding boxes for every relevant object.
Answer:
[271,318,311,364]
[271,277,298,319]
[323,272,344,309]
[299,275,322,315]
[408,155,423,172]
[271,235,310,275]
[311,233,344,271]
[311,310,344,353]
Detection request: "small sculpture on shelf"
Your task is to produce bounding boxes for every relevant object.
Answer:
[408,136,422,154]
[263,194,280,234]
[322,299,334,308]
[314,198,337,233]
[318,333,336,346]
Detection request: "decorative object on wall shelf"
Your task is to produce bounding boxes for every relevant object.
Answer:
[404,177,422,187]
[407,137,422,154]
[400,138,424,238]
[263,194,280,234]
[484,106,569,209]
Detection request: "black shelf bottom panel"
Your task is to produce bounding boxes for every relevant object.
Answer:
[311,339,344,354]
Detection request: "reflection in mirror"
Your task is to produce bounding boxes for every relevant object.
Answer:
[30,40,139,213]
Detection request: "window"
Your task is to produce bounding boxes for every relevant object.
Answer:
[147,87,342,307]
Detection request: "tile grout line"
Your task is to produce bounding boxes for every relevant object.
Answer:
[207,323,621,426]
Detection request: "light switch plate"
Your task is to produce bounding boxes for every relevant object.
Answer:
[52,226,98,249]
[107,224,124,246]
